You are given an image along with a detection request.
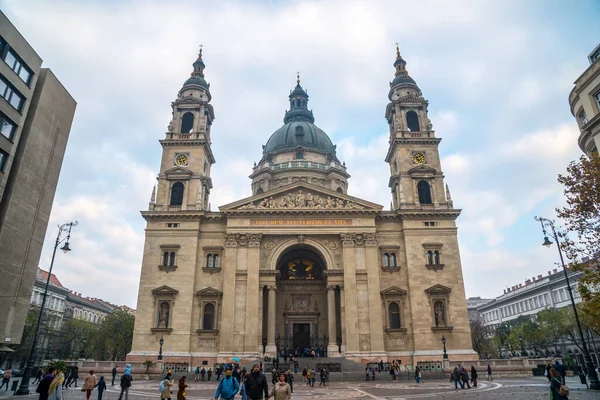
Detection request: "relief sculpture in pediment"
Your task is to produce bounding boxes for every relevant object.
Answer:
[237,189,364,210]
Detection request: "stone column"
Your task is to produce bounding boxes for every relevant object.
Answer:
[341,234,359,354]
[365,234,386,356]
[218,235,238,358]
[327,285,338,356]
[339,286,346,354]
[244,234,262,355]
[265,285,277,356]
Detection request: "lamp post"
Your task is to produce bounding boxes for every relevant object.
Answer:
[158,335,164,361]
[16,221,77,396]
[79,337,87,359]
[441,335,448,359]
[534,216,600,390]
[498,346,502,359]
[519,335,525,357]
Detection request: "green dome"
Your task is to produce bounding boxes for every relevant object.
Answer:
[263,120,335,155]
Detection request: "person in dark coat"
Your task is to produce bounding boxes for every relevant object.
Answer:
[96,376,107,400]
[555,361,567,385]
[244,364,269,400]
[549,368,569,399]
[470,366,478,387]
[176,376,187,400]
[36,367,57,400]
[33,368,43,384]
[111,367,118,386]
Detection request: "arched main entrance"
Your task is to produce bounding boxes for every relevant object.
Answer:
[269,245,331,357]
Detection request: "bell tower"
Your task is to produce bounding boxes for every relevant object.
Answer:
[150,47,216,212]
[384,45,453,210]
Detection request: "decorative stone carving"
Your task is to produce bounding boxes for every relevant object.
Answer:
[388,337,406,349]
[237,189,364,210]
[365,233,378,247]
[198,338,217,349]
[340,233,354,247]
[237,234,249,247]
[325,239,342,267]
[225,234,238,248]
[261,236,285,268]
[297,235,305,243]
[158,302,170,328]
[248,233,262,247]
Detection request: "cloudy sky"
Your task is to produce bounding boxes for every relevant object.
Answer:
[2,0,599,308]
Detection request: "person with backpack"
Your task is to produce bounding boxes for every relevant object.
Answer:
[207,368,213,381]
[201,367,206,381]
[214,366,239,400]
[549,368,569,399]
[302,367,307,383]
[237,373,249,400]
[194,367,200,381]
[36,366,56,400]
[160,373,173,400]
[118,369,133,400]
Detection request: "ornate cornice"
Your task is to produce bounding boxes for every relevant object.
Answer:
[339,232,378,247]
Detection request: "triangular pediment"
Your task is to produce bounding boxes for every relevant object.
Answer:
[381,286,407,296]
[164,166,193,177]
[219,182,383,212]
[424,284,452,294]
[407,165,438,175]
[151,285,179,296]
[196,287,223,298]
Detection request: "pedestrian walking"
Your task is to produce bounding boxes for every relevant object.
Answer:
[555,361,567,385]
[177,376,187,400]
[0,369,11,391]
[96,376,107,400]
[284,370,294,393]
[394,366,399,383]
[201,367,206,381]
[195,367,200,381]
[487,364,493,381]
[118,368,133,400]
[549,368,569,399]
[36,367,57,400]
[82,370,97,400]
[160,373,173,400]
[216,366,222,381]
[460,367,471,389]
[112,366,118,386]
[319,368,327,386]
[33,368,43,384]
[270,373,291,400]
[244,364,269,400]
[371,366,376,381]
[62,369,70,389]
[302,367,307,383]
[238,373,249,400]
[207,367,213,381]
[470,366,478,387]
[47,370,65,400]
[452,367,463,389]
[214,366,239,400]
[66,367,79,388]
[414,366,420,384]
[545,362,552,383]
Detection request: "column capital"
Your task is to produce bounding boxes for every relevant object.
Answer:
[267,285,277,292]
[340,233,355,247]
[326,285,337,291]
[248,233,263,247]
[225,234,239,248]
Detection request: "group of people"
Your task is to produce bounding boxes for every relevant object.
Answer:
[36,368,107,400]
[451,365,478,389]
[300,367,328,387]
[210,364,290,400]
[280,346,326,359]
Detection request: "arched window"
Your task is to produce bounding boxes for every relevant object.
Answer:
[417,181,432,204]
[434,250,440,265]
[213,254,219,268]
[180,112,194,133]
[383,254,389,267]
[203,303,215,330]
[163,252,169,266]
[336,187,344,193]
[256,187,264,195]
[388,302,401,329]
[390,253,397,267]
[169,252,176,266]
[427,250,434,265]
[170,182,184,206]
[206,254,213,268]
[406,111,420,132]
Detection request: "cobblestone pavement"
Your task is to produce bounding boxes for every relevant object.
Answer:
[2,376,599,399]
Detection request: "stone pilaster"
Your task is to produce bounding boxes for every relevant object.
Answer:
[340,233,359,354]
[327,285,339,356]
[218,234,238,356]
[365,233,386,355]
[265,285,277,356]
[244,234,262,353]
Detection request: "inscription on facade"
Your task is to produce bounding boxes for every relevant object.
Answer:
[251,219,352,226]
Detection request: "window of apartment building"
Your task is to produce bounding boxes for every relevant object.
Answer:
[0,113,16,141]
[4,49,32,85]
[579,110,588,125]
[594,92,600,110]
[0,148,8,172]
[0,77,25,111]
[591,48,600,64]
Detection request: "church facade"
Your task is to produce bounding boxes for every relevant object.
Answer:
[128,47,477,366]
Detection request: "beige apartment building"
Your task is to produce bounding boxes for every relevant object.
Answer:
[0,11,76,348]
[129,47,476,367]
[570,43,600,157]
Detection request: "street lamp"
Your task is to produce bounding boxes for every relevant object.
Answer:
[498,346,502,359]
[519,335,525,357]
[441,335,448,359]
[79,337,87,359]
[534,216,600,390]
[158,335,164,361]
[16,221,77,396]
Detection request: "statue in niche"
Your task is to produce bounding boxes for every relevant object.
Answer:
[158,302,170,328]
[434,301,446,327]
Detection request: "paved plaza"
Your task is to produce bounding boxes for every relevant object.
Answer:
[1,376,598,400]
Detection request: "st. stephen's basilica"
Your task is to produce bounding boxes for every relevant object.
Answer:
[128,46,477,366]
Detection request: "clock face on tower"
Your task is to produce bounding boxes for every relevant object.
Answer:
[174,153,189,166]
[413,152,426,164]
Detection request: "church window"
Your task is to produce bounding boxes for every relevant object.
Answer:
[578,110,588,125]
[406,110,420,132]
[206,254,212,268]
[256,187,264,195]
[202,303,215,330]
[383,254,389,267]
[417,180,432,204]
[170,182,184,206]
[427,251,434,265]
[390,253,397,267]
[388,302,401,329]
[180,112,194,133]
[205,253,219,268]
[434,250,440,265]
[336,187,343,193]
[169,252,176,267]
[213,254,219,268]
[163,252,169,266]
[594,91,600,110]
[296,151,304,159]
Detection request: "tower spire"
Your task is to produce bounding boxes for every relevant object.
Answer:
[191,44,205,78]
[393,43,409,78]
[296,71,300,85]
